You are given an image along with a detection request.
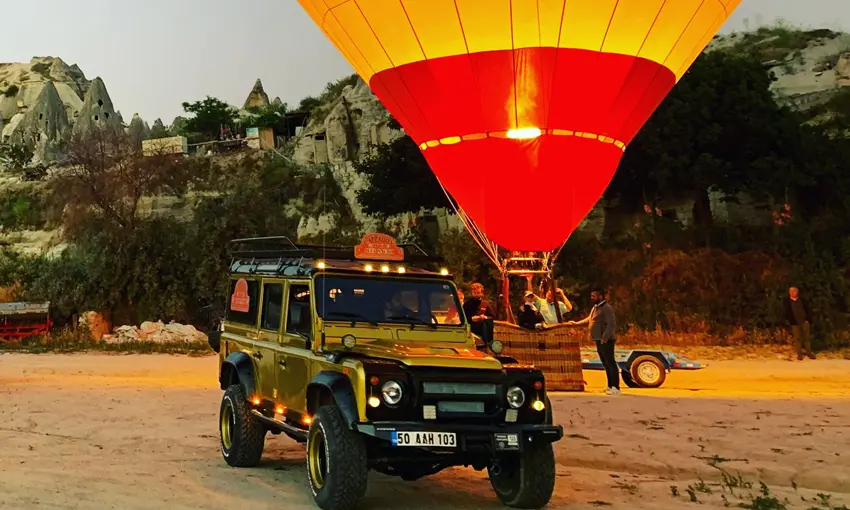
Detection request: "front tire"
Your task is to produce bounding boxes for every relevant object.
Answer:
[219,384,266,467]
[489,441,556,509]
[306,405,368,510]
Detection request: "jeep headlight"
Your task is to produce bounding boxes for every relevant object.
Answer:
[381,381,404,406]
[506,386,525,409]
[490,340,503,354]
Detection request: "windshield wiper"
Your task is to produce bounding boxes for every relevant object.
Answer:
[385,315,438,329]
[324,311,378,327]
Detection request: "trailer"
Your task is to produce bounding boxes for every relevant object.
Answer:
[0,302,52,343]
[580,348,706,388]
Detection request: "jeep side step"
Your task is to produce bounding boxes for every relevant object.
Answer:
[251,410,308,443]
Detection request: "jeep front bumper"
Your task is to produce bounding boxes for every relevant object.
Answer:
[354,422,563,453]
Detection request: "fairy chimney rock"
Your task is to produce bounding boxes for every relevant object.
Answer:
[243,78,270,110]
[12,80,70,145]
[73,76,120,135]
[127,113,152,147]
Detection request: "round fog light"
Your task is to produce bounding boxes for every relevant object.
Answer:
[381,381,404,406]
[368,396,381,408]
[342,334,356,349]
[506,386,526,409]
[532,400,545,412]
[490,340,503,354]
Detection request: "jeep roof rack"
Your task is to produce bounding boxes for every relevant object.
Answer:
[228,236,446,277]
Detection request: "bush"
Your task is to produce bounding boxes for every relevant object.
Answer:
[0,187,52,229]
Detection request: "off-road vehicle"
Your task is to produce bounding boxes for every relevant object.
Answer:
[209,234,564,510]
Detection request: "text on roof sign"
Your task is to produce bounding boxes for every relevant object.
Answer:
[354,233,404,261]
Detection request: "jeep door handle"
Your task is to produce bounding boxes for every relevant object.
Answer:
[252,351,263,360]
[278,359,287,368]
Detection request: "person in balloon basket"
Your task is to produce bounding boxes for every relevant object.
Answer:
[463,282,496,338]
[517,290,546,330]
[567,288,620,395]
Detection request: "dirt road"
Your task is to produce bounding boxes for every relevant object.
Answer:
[1,353,848,509]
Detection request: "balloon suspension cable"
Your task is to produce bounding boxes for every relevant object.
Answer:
[436,177,501,268]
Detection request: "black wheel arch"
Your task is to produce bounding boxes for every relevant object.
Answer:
[219,352,257,398]
[306,371,359,428]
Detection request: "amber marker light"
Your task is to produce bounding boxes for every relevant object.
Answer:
[303,416,312,425]
[251,397,261,406]
[275,406,285,415]
[534,381,543,390]
[370,376,380,386]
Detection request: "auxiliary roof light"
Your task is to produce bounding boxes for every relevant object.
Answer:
[440,268,449,276]
[398,266,406,274]
[317,261,326,270]
[364,264,374,272]
[381,265,390,273]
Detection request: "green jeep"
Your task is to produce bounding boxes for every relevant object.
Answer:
[208,235,564,510]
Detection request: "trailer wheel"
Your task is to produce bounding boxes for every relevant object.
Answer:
[630,355,667,388]
[621,369,641,389]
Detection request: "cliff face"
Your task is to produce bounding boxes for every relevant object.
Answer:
[1,57,88,125]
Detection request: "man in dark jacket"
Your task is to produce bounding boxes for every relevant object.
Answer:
[568,287,619,394]
[785,286,815,360]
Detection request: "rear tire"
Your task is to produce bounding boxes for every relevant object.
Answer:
[306,405,368,510]
[219,384,265,467]
[630,355,667,388]
[489,441,556,509]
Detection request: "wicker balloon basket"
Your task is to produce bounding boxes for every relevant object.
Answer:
[494,321,585,392]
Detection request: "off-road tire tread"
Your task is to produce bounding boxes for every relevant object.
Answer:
[221,384,265,467]
[490,441,556,509]
[309,405,368,510]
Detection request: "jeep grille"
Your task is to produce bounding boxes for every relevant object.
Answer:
[422,382,498,396]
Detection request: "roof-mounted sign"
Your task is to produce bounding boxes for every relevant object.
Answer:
[354,233,404,261]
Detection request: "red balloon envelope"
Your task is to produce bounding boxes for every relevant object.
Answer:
[297,0,742,253]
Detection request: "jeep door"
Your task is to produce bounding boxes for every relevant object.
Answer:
[256,280,286,401]
[276,281,312,414]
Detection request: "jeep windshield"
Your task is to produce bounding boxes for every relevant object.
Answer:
[314,275,465,327]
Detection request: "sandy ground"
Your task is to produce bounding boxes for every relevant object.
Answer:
[1,354,849,510]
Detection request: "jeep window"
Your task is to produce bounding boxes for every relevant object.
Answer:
[226,278,260,326]
[286,283,312,337]
[314,275,464,327]
[261,283,284,331]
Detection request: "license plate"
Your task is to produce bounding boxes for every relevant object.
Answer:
[391,431,457,448]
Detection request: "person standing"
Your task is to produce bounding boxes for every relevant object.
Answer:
[785,286,815,360]
[463,282,496,338]
[568,288,619,395]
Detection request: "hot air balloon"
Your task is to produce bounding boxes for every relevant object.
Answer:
[297,0,741,315]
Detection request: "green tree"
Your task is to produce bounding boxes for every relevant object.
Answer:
[243,102,288,129]
[180,96,238,141]
[607,51,803,231]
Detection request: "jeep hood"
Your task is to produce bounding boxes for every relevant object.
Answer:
[349,342,501,370]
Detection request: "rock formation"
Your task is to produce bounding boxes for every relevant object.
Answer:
[73,77,120,136]
[127,113,152,147]
[243,78,270,110]
[1,57,89,125]
[10,81,70,148]
[150,118,170,138]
